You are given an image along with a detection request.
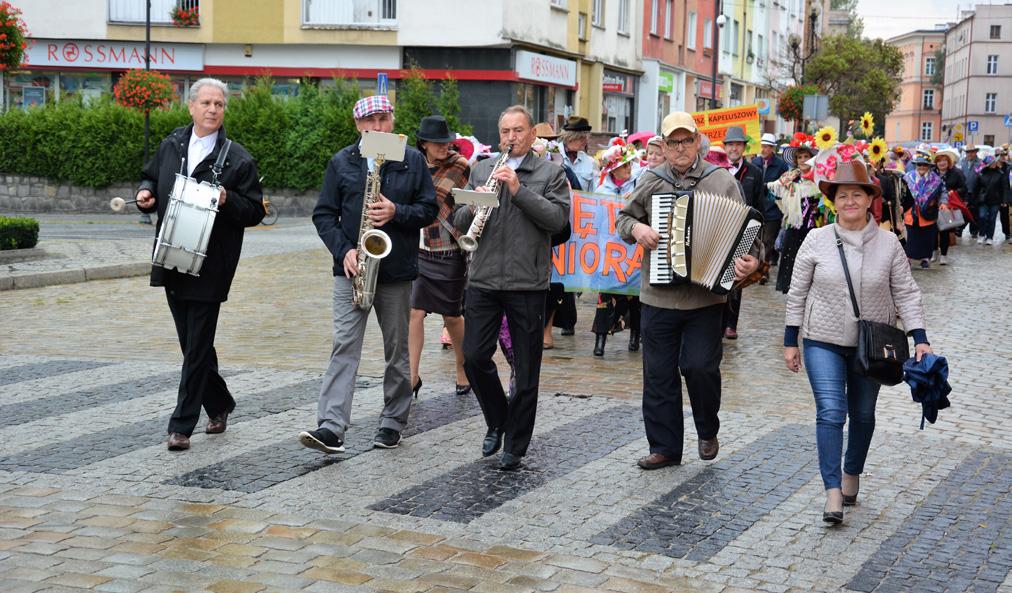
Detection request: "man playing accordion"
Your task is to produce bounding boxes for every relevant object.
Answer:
[616,112,761,470]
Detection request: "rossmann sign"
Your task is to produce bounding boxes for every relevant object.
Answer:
[515,50,577,88]
[24,39,204,71]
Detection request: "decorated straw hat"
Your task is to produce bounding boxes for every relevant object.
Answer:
[812,142,878,197]
[933,148,959,166]
[597,139,639,185]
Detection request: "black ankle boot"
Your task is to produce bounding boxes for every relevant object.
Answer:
[593,333,606,356]
[628,330,640,351]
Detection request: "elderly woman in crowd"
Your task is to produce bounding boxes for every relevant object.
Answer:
[769,142,822,293]
[645,136,666,169]
[591,142,642,356]
[408,116,471,398]
[784,158,932,525]
[931,148,966,265]
[902,153,943,268]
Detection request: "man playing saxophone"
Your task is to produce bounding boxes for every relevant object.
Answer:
[300,96,437,454]
[453,105,570,470]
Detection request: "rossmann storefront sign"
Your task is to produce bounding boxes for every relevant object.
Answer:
[24,39,204,71]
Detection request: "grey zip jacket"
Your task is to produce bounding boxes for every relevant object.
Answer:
[453,152,570,291]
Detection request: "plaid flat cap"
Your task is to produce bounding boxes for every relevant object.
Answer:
[353,95,394,119]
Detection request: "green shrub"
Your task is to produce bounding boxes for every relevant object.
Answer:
[0,216,40,250]
[0,73,470,191]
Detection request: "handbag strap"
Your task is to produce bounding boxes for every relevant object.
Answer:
[833,227,862,319]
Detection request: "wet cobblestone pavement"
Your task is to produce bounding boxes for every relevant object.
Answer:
[0,217,1009,593]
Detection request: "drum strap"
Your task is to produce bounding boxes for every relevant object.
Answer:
[210,139,232,185]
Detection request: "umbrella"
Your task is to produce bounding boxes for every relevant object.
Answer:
[902,353,952,430]
[627,130,657,146]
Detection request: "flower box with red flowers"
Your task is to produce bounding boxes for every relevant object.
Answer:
[0,1,31,71]
[114,69,176,112]
[171,6,200,27]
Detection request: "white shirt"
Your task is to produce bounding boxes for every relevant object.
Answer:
[187,130,218,176]
[728,159,743,176]
[506,155,524,170]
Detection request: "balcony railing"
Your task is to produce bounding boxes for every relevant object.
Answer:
[303,0,397,28]
[109,0,199,24]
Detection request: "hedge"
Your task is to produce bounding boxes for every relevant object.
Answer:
[0,74,470,192]
[0,216,39,250]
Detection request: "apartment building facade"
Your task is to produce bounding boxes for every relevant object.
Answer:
[884,29,944,144]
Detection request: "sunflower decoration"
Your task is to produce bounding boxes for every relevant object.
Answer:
[868,137,888,163]
[860,112,875,137]
[814,126,838,151]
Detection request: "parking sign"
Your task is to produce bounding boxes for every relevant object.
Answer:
[967,120,979,133]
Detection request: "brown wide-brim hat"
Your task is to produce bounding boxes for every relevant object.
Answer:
[819,159,882,200]
[562,116,592,132]
[533,122,559,139]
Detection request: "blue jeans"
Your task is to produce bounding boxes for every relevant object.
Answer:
[803,339,881,490]
[979,204,999,240]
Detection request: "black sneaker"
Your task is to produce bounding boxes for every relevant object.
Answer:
[298,427,344,454]
[373,427,401,449]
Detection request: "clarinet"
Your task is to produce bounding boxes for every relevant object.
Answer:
[457,145,513,252]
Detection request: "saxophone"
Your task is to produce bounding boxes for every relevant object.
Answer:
[352,154,393,310]
[457,145,513,252]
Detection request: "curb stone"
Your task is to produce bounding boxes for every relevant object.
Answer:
[3,262,150,291]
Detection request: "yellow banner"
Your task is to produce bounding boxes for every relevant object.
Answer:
[691,104,762,154]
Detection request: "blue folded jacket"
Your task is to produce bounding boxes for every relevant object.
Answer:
[902,353,952,430]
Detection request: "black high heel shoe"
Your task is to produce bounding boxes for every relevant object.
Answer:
[455,384,471,395]
[412,377,423,399]
[842,493,858,506]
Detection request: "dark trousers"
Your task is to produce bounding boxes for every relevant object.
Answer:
[937,228,951,256]
[762,218,781,266]
[592,294,640,335]
[722,287,742,331]
[166,293,235,436]
[1000,204,1010,238]
[641,303,723,462]
[463,287,545,457]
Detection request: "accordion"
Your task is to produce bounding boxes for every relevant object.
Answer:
[649,190,762,294]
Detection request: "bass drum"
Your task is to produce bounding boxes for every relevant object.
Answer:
[151,173,220,276]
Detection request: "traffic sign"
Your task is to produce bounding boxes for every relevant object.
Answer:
[1004,114,1012,127]
[377,72,389,96]
[967,120,979,133]
[954,141,965,149]
[954,132,964,141]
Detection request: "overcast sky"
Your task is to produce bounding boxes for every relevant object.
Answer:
[856,0,976,40]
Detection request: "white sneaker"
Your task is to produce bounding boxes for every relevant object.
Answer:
[985,238,993,245]
[939,255,947,265]
[930,250,939,262]
[977,236,986,245]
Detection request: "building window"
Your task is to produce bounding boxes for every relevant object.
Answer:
[549,0,568,8]
[925,57,935,76]
[746,30,753,60]
[302,0,396,27]
[650,0,659,35]
[592,0,604,27]
[987,55,998,75]
[732,20,740,55]
[984,134,995,146]
[722,19,730,53]
[990,25,1001,39]
[665,0,673,39]
[617,0,629,33]
[704,19,713,49]
[578,12,588,39]
[985,92,996,113]
[920,122,933,141]
[109,0,198,23]
[922,89,934,109]
[687,12,697,49]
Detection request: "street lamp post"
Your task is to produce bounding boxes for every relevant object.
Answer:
[713,1,724,110]
[144,0,151,163]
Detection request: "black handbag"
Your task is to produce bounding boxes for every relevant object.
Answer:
[833,229,909,386]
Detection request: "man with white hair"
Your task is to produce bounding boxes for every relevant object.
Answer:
[135,78,266,452]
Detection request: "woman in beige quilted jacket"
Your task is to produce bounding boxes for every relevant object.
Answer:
[783,159,933,525]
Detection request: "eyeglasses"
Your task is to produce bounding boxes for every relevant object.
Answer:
[665,136,697,149]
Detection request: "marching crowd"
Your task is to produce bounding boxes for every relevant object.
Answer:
[135,79,970,525]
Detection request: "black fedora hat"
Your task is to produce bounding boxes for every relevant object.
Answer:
[562,116,592,132]
[416,116,454,143]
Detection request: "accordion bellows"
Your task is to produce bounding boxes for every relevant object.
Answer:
[649,190,762,294]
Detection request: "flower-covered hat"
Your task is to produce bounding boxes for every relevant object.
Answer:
[597,138,639,185]
[782,132,817,167]
[812,142,869,188]
[450,134,491,165]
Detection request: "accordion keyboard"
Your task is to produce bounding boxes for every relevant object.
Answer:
[717,218,763,292]
[649,194,675,284]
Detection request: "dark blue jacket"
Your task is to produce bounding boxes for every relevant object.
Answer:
[314,142,437,282]
[752,154,791,221]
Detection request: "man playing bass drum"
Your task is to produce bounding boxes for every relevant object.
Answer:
[453,105,570,471]
[299,96,436,454]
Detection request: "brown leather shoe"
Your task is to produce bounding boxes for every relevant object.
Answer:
[637,453,681,470]
[698,437,719,460]
[167,433,190,451]
[205,407,233,434]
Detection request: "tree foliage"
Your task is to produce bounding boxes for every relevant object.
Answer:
[804,35,903,127]
[777,84,819,122]
[394,66,473,145]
